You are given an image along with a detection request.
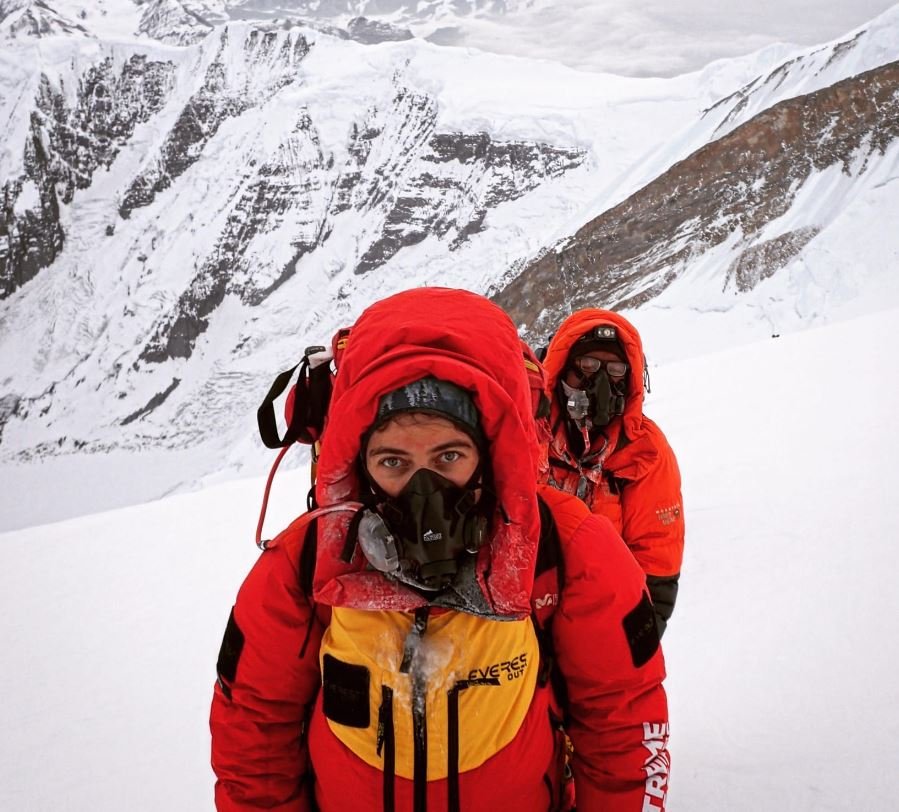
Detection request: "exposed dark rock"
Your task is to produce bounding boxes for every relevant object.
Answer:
[0,55,176,298]
[0,393,21,443]
[120,29,311,219]
[493,60,899,339]
[355,194,432,274]
[137,0,220,45]
[725,227,820,292]
[140,110,327,362]
[0,135,64,298]
[346,16,413,44]
[823,31,864,71]
[0,0,89,38]
[355,119,585,274]
[120,58,243,216]
[707,32,865,140]
[41,57,177,204]
[121,378,181,425]
[137,73,585,362]
[332,118,386,214]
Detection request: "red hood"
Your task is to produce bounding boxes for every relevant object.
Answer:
[543,309,646,440]
[312,288,542,618]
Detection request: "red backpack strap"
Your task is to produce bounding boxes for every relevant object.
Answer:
[531,487,593,722]
[531,494,566,716]
[532,494,564,621]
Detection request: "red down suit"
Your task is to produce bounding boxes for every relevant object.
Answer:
[210,288,670,811]
[542,310,684,631]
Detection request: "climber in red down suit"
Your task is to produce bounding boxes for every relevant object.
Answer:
[210,287,670,811]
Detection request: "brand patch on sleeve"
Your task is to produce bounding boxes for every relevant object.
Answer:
[323,654,371,729]
[655,503,682,526]
[215,607,245,701]
[622,592,660,668]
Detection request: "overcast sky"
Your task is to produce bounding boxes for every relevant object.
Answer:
[417,0,899,76]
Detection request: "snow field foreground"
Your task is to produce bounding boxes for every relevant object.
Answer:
[658,307,899,808]
[1,306,897,810]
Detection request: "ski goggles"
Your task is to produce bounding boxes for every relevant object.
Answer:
[573,356,629,377]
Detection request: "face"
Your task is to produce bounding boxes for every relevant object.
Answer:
[564,349,628,389]
[365,413,480,497]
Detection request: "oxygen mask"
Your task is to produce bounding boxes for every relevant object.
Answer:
[358,467,486,592]
[562,357,628,435]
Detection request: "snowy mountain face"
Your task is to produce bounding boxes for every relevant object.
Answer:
[0,19,602,505]
[2,52,177,298]
[0,1,898,530]
[135,0,224,45]
[0,0,89,37]
[227,0,514,24]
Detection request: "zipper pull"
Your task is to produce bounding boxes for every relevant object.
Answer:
[576,475,589,501]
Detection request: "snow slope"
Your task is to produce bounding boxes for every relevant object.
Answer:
[1,301,896,810]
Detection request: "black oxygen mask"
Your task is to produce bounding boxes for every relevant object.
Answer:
[358,467,486,592]
[561,367,626,436]
[588,368,625,427]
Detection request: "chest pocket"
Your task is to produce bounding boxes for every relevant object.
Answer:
[320,607,540,782]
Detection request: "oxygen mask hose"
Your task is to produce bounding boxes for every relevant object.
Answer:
[561,379,593,446]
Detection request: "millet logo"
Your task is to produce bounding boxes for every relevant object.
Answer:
[534,593,558,609]
[422,529,443,542]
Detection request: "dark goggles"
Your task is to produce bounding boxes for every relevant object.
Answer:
[573,356,628,377]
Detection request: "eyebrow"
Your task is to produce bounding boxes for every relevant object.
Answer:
[366,445,409,457]
[432,440,475,452]
[366,439,475,457]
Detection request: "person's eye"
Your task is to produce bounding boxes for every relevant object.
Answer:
[439,450,461,464]
[379,456,404,470]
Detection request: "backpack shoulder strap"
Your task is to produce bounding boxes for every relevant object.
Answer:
[297,517,333,657]
[535,493,563,581]
[531,493,570,721]
[299,517,318,598]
